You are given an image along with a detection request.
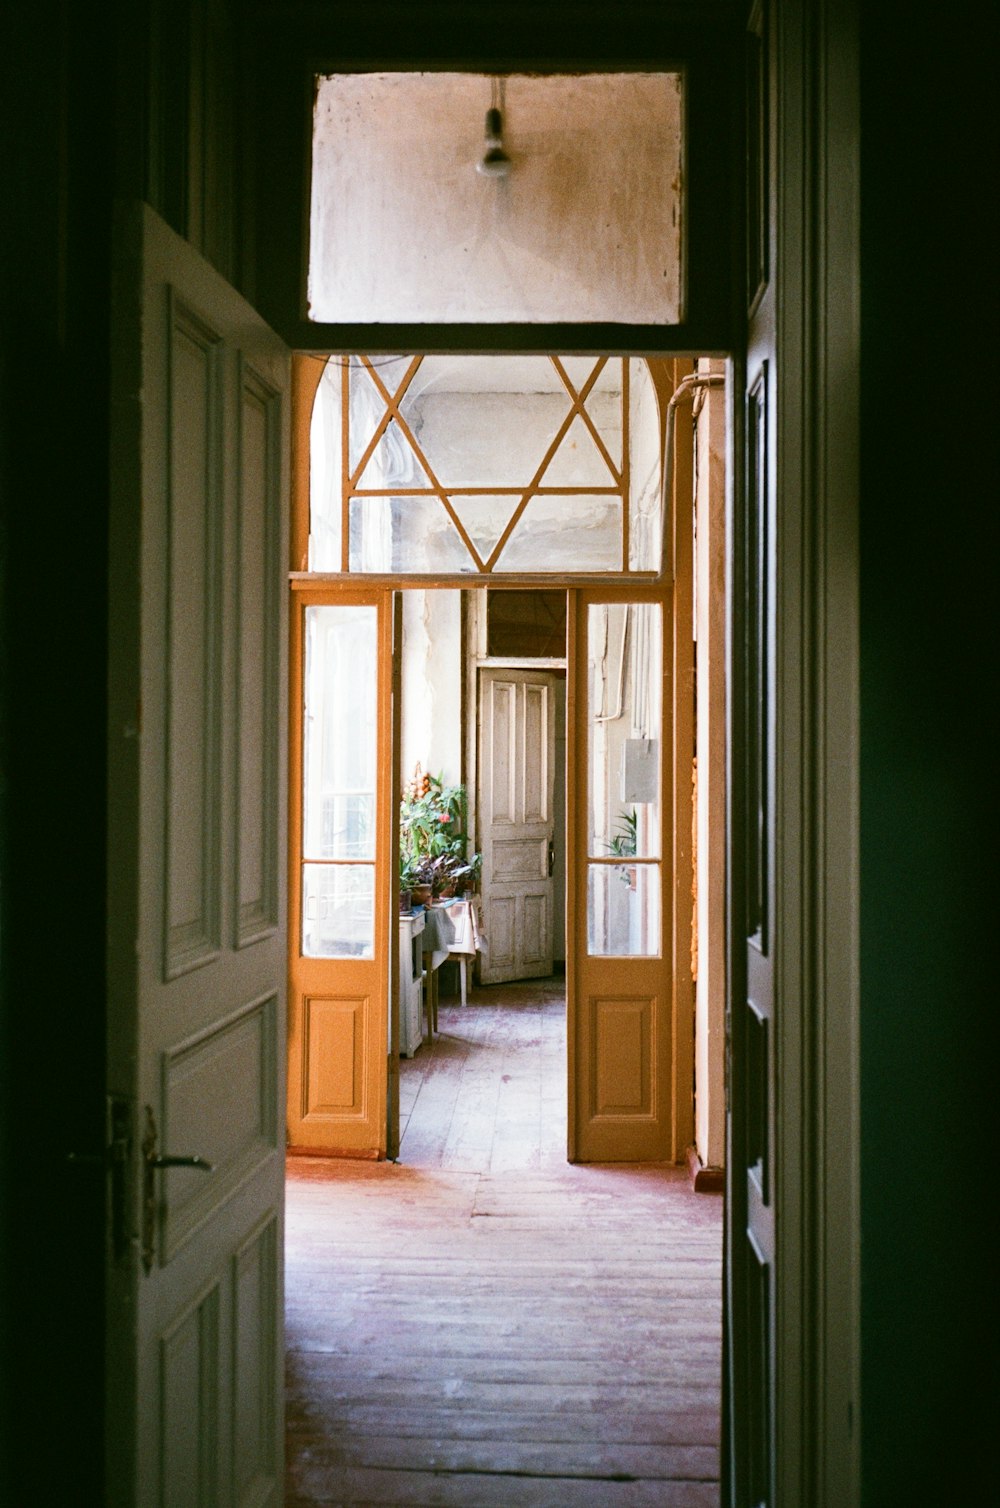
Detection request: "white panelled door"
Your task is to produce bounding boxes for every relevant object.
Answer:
[477,669,556,983]
[107,204,289,1507]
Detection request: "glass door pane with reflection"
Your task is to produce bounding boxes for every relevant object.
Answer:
[302,604,377,957]
[586,600,662,955]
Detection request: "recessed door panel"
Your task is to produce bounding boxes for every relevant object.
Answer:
[521,893,549,966]
[303,996,367,1118]
[487,895,516,970]
[494,838,545,880]
[590,994,654,1116]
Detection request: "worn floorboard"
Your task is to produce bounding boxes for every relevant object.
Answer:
[286,979,722,1507]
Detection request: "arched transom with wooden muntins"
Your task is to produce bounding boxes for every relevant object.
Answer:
[306,354,664,577]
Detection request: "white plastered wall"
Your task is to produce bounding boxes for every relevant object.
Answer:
[401,590,463,788]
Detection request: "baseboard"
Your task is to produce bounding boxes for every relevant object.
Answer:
[287,1145,381,1161]
[686,1144,724,1193]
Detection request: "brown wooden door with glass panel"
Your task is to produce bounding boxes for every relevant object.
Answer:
[569,588,673,1162]
[286,589,394,1157]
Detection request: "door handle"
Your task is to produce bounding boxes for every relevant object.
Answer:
[141,1105,213,1272]
[548,839,555,877]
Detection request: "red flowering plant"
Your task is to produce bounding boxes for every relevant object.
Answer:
[399,765,482,897]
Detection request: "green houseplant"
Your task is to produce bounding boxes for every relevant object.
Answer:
[606,807,638,887]
[400,765,482,903]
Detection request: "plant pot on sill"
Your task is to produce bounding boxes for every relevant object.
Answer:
[411,883,432,907]
[399,888,412,914]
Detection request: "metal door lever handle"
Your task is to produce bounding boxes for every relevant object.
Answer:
[141,1106,213,1271]
[147,1153,213,1171]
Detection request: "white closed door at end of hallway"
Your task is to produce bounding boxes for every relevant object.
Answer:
[478,669,557,983]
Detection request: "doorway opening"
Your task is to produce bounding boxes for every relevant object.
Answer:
[283,348,728,1500]
[285,352,727,1167]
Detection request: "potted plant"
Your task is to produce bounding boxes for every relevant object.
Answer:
[400,765,482,904]
[606,807,638,888]
[399,852,422,913]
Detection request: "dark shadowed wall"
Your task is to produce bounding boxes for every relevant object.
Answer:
[859,5,997,1503]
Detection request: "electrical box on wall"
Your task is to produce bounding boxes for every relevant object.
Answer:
[622,738,659,803]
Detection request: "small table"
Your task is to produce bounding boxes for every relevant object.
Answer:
[419,903,456,1040]
[397,910,425,1058]
[438,898,483,1007]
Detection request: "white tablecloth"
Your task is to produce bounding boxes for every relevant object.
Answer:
[419,903,456,971]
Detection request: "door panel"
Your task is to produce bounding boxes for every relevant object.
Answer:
[286,591,394,1156]
[728,346,776,1505]
[569,590,672,1162]
[478,669,556,983]
[107,203,288,1506]
[727,5,778,1497]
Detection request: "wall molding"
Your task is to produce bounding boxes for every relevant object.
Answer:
[771,1,860,1503]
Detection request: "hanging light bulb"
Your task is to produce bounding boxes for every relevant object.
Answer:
[476,89,511,177]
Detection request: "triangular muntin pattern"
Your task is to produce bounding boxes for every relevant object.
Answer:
[347,355,422,485]
[542,413,619,488]
[447,495,525,564]
[482,358,617,569]
[353,418,435,493]
[551,356,624,480]
[346,354,628,573]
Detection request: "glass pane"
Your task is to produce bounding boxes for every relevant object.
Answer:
[496,496,622,572]
[584,383,624,474]
[449,495,521,564]
[349,497,476,573]
[486,590,567,658]
[346,357,409,477]
[303,605,377,858]
[353,418,432,491]
[587,863,660,956]
[302,864,375,958]
[309,73,683,326]
[587,602,662,856]
[309,358,344,571]
[543,413,619,487]
[628,361,663,571]
[398,355,566,489]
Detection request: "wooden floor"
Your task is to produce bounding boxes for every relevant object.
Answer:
[286,978,722,1507]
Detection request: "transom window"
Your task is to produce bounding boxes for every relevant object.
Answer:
[309,354,664,577]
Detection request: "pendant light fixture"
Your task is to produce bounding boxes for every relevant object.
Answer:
[476,77,511,177]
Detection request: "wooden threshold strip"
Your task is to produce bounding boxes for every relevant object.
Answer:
[289,572,660,590]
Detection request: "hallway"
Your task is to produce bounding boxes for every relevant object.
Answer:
[285,982,722,1506]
